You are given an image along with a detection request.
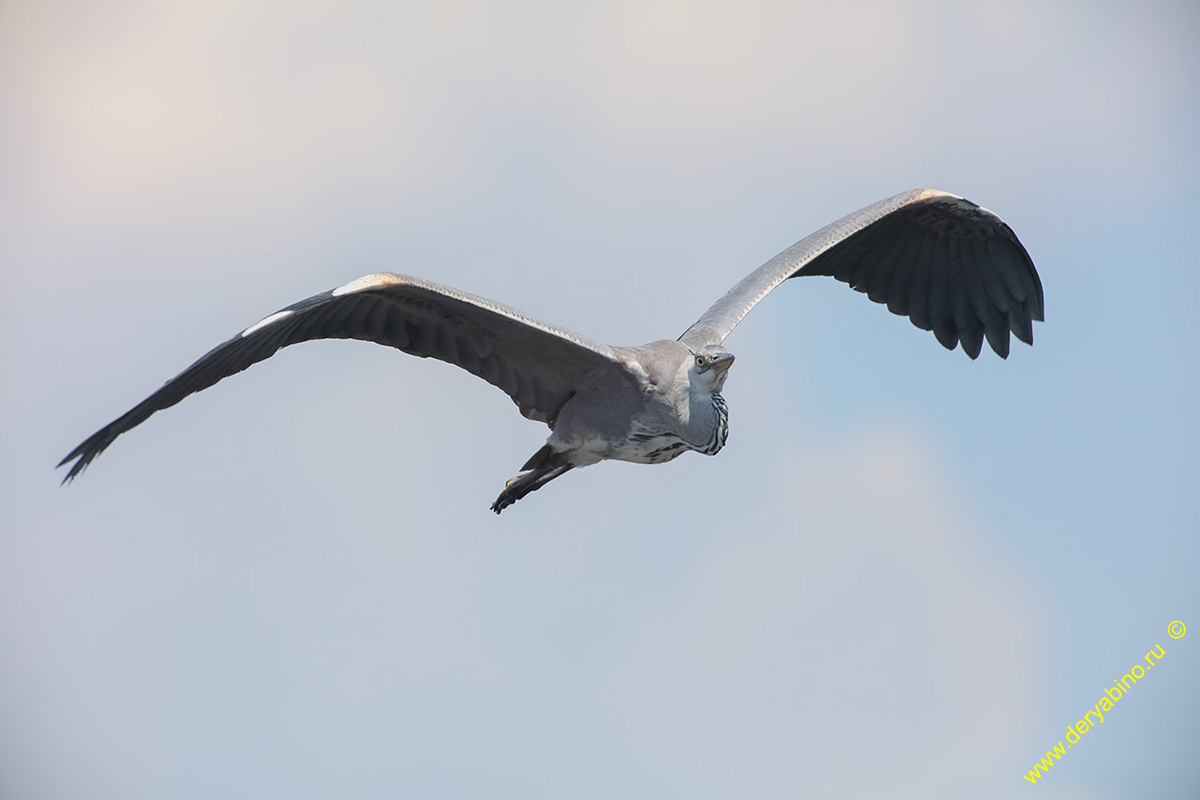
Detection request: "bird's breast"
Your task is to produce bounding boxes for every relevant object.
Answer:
[611,430,693,464]
[610,392,729,464]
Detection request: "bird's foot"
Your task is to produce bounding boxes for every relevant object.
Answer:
[491,482,517,514]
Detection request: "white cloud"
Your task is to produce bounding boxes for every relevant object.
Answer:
[601,426,1044,796]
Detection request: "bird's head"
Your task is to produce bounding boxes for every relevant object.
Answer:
[688,346,735,394]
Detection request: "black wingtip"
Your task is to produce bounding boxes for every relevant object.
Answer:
[57,424,119,486]
[57,450,90,486]
[57,447,85,485]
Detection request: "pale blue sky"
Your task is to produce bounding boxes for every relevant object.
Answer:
[2,1,1197,798]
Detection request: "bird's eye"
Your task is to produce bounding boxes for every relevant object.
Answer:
[695,356,705,367]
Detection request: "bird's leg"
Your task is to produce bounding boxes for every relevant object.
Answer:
[491,465,573,513]
[491,448,574,514]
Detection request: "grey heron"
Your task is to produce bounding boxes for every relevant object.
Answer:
[59,189,1043,512]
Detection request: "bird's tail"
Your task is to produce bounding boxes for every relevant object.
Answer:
[491,446,573,514]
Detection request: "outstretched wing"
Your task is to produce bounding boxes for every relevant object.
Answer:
[678,189,1044,359]
[59,273,622,481]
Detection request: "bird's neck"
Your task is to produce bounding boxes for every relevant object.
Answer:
[698,392,729,455]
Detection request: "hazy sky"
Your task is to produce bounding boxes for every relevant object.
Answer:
[3,1,1198,798]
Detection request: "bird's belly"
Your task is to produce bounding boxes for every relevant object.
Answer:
[611,432,695,464]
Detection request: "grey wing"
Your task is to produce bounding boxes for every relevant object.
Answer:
[59,273,622,481]
[678,189,1044,359]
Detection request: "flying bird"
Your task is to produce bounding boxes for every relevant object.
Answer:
[59,189,1043,512]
